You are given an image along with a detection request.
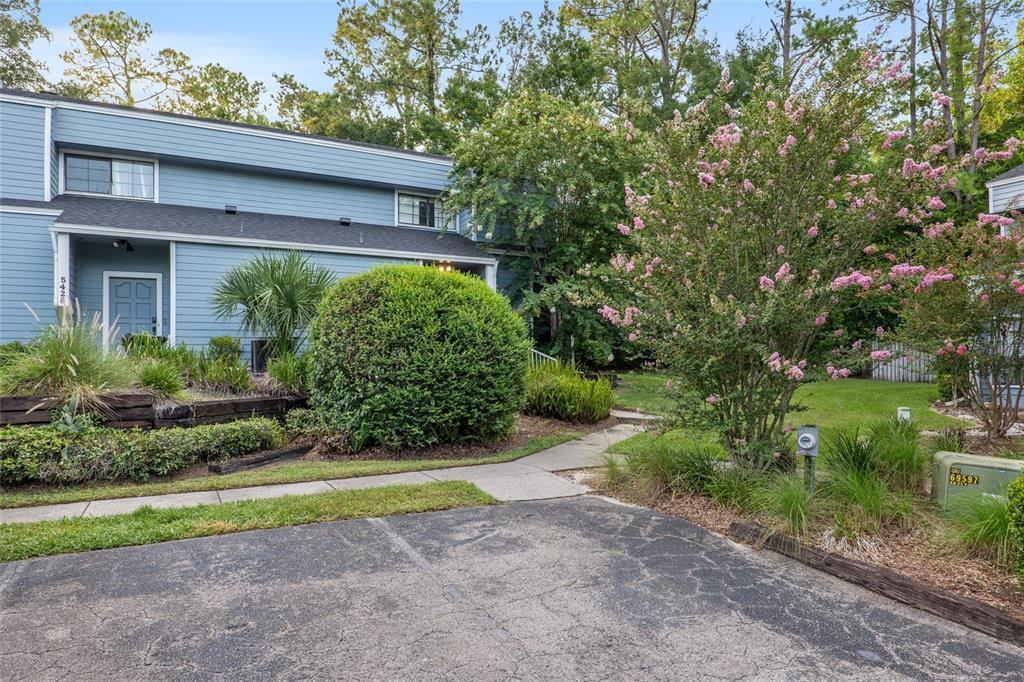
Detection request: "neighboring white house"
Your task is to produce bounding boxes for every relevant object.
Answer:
[988,162,1024,234]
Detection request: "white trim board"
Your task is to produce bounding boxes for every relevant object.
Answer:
[102,271,164,349]
[0,92,452,168]
[43,107,52,202]
[168,242,177,344]
[0,205,63,216]
[986,175,1024,189]
[51,223,498,266]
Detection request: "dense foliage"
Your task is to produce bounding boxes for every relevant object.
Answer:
[1009,475,1024,585]
[524,361,613,423]
[308,266,530,450]
[0,417,285,485]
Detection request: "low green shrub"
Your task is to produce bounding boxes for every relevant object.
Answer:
[0,306,135,410]
[1007,475,1023,585]
[138,360,186,397]
[283,407,348,453]
[524,361,613,423]
[122,332,168,357]
[309,266,529,450]
[932,427,968,454]
[762,475,815,536]
[0,417,285,485]
[870,418,928,492]
[194,355,253,394]
[268,352,308,396]
[823,468,910,534]
[946,490,1020,570]
[207,335,243,362]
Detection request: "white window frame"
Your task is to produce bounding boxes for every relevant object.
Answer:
[394,190,457,232]
[59,149,159,202]
[102,270,164,349]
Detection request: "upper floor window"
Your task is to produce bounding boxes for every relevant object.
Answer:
[65,155,155,200]
[398,193,438,228]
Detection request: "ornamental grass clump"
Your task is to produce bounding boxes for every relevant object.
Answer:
[598,40,1017,469]
[308,265,530,450]
[0,305,135,411]
[946,490,1020,570]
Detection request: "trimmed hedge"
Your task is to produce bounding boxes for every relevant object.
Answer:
[1009,475,1024,587]
[524,361,613,423]
[309,265,530,450]
[0,418,285,485]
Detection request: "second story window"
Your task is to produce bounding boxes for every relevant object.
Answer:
[65,155,155,200]
[398,193,438,228]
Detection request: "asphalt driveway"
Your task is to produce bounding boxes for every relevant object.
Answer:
[2,496,1022,680]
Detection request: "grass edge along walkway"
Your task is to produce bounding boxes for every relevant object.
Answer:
[0,481,495,562]
[1,433,579,510]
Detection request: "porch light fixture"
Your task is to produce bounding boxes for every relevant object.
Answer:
[437,261,453,273]
[111,238,134,252]
[225,205,237,214]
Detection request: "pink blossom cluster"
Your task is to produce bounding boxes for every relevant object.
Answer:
[830,271,874,291]
[889,262,926,279]
[766,352,807,380]
[775,262,794,284]
[935,339,967,356]
[976,213,1015,230]
[759,275,775,291]
[777,134,797,156]
[913,267,954,293]
[710,122,742,151]
[869,350,892,362]
[924,220,955,239]
[826,364,852,381]
[698,172,715,189]
[880,130,905,150]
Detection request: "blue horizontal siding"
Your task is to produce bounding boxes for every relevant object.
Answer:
[0,211,56,341]
[73,240,171,338]
[54,108,450,191]
[991,179,1023,213]
[159,162,396,223]
[173,243,414,358]
[0,102,45,200]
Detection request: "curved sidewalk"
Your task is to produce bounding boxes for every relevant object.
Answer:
[0,423,641,524]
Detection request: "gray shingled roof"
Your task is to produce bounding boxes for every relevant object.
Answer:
[0,195,490,261]
[990,162,1024,184]
[0,88,450,162]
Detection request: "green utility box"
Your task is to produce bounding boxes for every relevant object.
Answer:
[932,451,1024,509]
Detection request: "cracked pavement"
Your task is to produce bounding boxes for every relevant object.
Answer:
[2,496,1023,680]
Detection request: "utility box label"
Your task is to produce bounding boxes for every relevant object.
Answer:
[947,466,980,487]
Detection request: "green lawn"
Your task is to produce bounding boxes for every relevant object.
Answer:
[1,433,578,509]
[614,373,963,432]
[0,481,494,562]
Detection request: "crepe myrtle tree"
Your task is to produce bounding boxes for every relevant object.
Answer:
[895,192,1024,438]
[600,47,963,469]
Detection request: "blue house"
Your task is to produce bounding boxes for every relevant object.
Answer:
[0,88,508,361]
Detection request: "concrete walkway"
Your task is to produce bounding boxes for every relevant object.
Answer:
[0,423,641,524]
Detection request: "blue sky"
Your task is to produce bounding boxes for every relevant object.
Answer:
[35,0,840,98]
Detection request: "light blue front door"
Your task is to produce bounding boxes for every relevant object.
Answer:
[109,277,157,342]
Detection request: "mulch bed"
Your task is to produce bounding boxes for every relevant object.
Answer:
[304,415,618,463]
[581,472,1024,623]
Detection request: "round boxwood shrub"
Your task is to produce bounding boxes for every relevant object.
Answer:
[308,265,530,450]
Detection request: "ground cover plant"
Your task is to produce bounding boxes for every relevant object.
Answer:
[0,417,284,485]
[0,481,495,562]
[309,265,530,450]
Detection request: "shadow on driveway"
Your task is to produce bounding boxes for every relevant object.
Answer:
[2,496,1022,680]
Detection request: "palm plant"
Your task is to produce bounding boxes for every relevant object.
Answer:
[211,251,335,357]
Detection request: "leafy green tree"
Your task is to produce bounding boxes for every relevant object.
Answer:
[445,92,639,355]
[60,11,191,107]
[0,0,50,89]
[179,63,268,124]
[211,251,335,357]
[325,0,490,152]
[560,0,706,122]
[273,74,405,145]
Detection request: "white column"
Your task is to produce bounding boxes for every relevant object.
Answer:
[168,241,177,343]
[484,263,497,291]
[53,232,70,309]
[42,107,52,202]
